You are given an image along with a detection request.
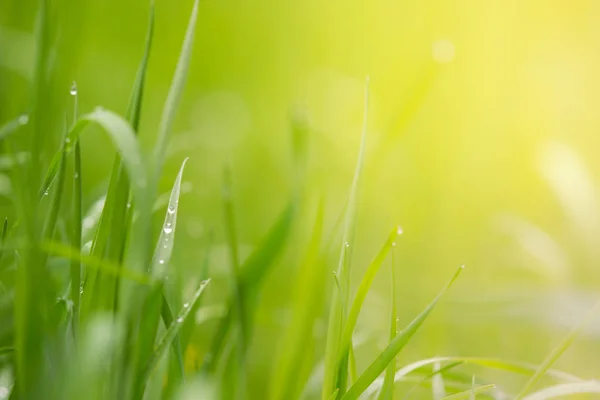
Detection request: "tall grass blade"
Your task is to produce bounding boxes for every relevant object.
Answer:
[514,298,600,399]
[142,279,211,384]
[377,243,398,400]
[323,76,370,400]
[337,227,398,374]
[432,361,447,399]
[342,266,464,400]
[153,0,200,178]
[71,140,82,338]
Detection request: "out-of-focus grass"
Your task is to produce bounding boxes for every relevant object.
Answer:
[3,0,600,399]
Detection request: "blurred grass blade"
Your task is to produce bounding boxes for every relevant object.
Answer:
[342,266,464,400]
[401,362,464,400]
[328,389,340,400]
[0,114,28,141]
[432,361,447,399]
[440,384,496,400]
[338,228,398,371]
[71,140,82,338]
[153,0,199,178]
[151,158,188,279]
[142,279,210,384]
[270,200,324,400]
[323,76,370,400]
[515,298,600,399]
[522,381,600,400]
[42,241,150,284]
[362,357,580,399]
[377,244,398,400]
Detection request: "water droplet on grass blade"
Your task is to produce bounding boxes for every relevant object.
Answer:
[164,227,173,234]
[70,81,78,96]
[177,317,184,323]
[18,114,29,125]
[183,302,189,308]
[397,226,403,235]
[159,260,165,265]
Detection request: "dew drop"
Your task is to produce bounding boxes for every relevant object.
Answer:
[70,81,78,96]
[18,114,29,125]
[163,227,173,234]
[74,172,79,179]
[126,203,131,209]
[43,190,49,196]
[344,242,349,248]
[158,260,165,265]
[396,226,403,235]
[392,242,397,247]
[177,317,184,323]
[167,205,176,215]
[461,264,466,269]
[200,279,208,286]
[183,302,189,308]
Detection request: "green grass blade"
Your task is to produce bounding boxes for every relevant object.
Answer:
[432,361,447,399]
[41,144,67,243]
[440,384,496,400]
[522,381,600,400]
[150,158,188,279]
[401,362,464,400]
[515,298,600,399]
[270,200,324,400]
[39,150,62,200]
[152,0,199,178]
[341,266,464,400]
[126,0,154,130]
[142,279,211,384]
[221,165,247,398]
[0,114,28,141]
[42,241,151,284]
[328,389,340,400]
[323,77,370,400]
[71,140,82,339]
[377,243,398,400]
[337,227,398,372]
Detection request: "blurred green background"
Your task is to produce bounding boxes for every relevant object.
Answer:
[3,0,600,396]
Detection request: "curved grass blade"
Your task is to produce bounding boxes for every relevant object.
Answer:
[522,381,600,400]
[71,140,82,339]
[402,362,464,400]
[362,357,581,399]
[153,0,199,178]
[515,298,600,399]
[142,279,211,384]
[323,77,370,400]
[338,227,398,372]
[441,384,496,400]
[342,266,464,400]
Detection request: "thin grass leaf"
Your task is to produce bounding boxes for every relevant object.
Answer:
[323,77,370,400]
[342,266,464,400]
[378,244,398,400]
[41,241,150,284]
[362,357,580,399]
[142,279,211,384]
[0,114,28,141]
[41,144,67,243]
[469,376,476,400]
[440,384,496,400]
[402,362,464,400]
[71,140,82,339]
[0,217,8,265]
[338,227,398,371]
[39,150,61,199]
[150,158,188,279]
[153,0,199,178]
[522,381,600,400]
[329,389,340,400]
[515,298,600,399]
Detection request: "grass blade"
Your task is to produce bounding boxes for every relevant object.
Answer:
[377,243,398,400]
[323,76,370,400]
[522,381,600,400]
[515,299,600,399]
[337,227,398,373]
[150,158,188,279]
[432,361,447,399]
[142,279,211,384]
[440,384,496,400]
[71,140,82,339]
[342,266,464,400]
[153,0,199,178]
